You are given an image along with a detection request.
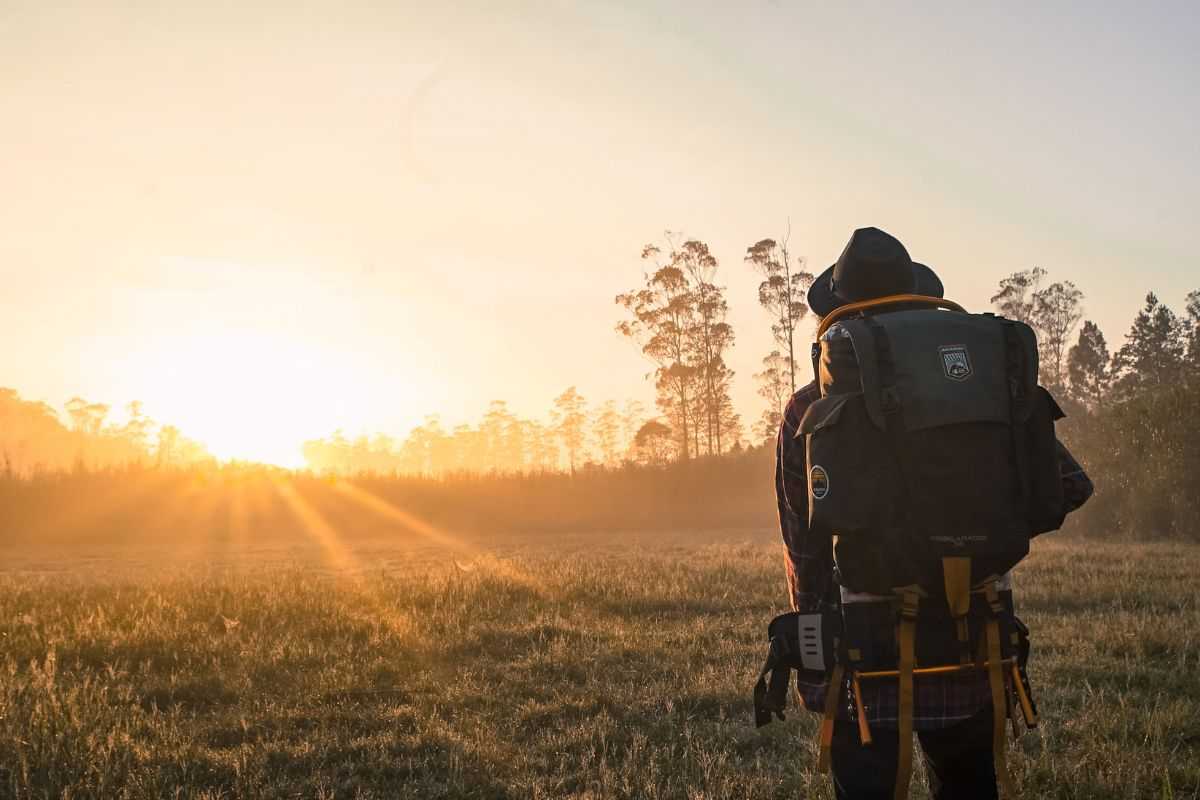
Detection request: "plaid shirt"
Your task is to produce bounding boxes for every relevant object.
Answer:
[775,380,1093,730]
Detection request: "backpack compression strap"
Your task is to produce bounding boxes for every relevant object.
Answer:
[985,584,1017,797]
[816,663,845,772]
[943,557,973,661]
[893,588,921,800]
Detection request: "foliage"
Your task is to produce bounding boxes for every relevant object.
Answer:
[303,392,640,476]
[1062,382,1200,538]
[1031,280,1084,390]
[617,234,740,460]
[990,267,1047,325]
[1110,293,1188,400]
[594,400,623,467]
[990,268,1084,390]
[0,388,210,475]
[552,387,589,474]
[753,351,792,443]
[1066,321,1109,410]
[744,231,813,394]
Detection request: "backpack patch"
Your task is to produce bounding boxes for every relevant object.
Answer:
[939,345,973,382]
[810,465,830,500]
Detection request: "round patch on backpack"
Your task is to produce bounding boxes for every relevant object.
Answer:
[810,465,830,500]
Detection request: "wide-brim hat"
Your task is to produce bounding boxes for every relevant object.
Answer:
[807,226,944,317]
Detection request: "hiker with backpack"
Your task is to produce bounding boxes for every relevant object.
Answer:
[754,227,1093,800]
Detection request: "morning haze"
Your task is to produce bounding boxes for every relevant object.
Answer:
[3,1,1196,463]
[2,3,1199,798]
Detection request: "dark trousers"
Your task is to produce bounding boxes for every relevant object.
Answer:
[830,707,998,800]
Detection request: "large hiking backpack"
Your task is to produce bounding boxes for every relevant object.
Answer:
[787,294,1064,798]
[800,295,1066,597]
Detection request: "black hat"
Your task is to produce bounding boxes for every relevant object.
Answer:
[807,227,943,317]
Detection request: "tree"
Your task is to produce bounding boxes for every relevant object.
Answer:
[1066,321,1110,409]
[745,226,813,393]
[716,392,744,453]
[617,238,701,460]
[120,400,156,455]
[755,350,792,441]
[990,268,1047,325]
[481,400,523,472]
[632,419,675,465]
[552,387,588,474]
[522,419,558,472]
[677,238,736,457]
[1031,280,1084,389]
[1185,289,1200,379]
[1111,293,1187,400]
[594,400,622,467]
[620,399,645,461]
[65,397,109,436]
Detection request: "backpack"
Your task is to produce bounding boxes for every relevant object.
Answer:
[790,294,1063,798]
[800,296,1066,597]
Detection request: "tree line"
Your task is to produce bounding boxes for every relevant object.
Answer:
[616,229,817,458]
[3,228,1197,528]
[0,389,211,475]
[301,393,663,476]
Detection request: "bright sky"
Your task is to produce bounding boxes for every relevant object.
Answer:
[2,2,1197,465]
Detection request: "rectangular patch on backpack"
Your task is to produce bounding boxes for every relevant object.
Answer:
[938,345,972,382]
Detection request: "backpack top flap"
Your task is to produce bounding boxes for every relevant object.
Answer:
[842,310,1036,432]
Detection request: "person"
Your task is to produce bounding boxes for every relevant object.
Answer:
[775,227,1092,800]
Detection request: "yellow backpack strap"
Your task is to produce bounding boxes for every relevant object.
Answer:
[816,294,967,338]
[893,589,920,800]
[1011,660,1039,728]
[817,663,845,773]
[985,584,1017,797]
[942,557,972,660]
[851,671,873,745]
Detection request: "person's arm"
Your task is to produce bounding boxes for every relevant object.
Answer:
[1057,439,1093,514]
[775,386,834,611]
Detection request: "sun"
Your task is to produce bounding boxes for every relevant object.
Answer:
[135,329,359,467]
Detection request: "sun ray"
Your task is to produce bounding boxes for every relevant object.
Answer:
[269,475,415,640]
[271,476,359,573]
[329,479,477,556]
[330,479,550,596]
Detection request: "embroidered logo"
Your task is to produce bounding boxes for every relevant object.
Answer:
[810,465,830,500]
[930,534,988,547]
[939,345,973,382]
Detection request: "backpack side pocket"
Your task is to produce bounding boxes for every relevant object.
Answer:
[801,393,901,535]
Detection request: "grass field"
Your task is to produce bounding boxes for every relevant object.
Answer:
[1,531,1197,799]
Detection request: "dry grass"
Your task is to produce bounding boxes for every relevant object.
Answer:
[1,534,1197,799]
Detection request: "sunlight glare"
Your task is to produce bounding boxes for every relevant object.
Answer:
[138,330,368,467]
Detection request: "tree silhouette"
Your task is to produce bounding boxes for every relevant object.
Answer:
[1067,321,1110,409]
[633,419,674,465]
[755,350,792,441]
[620,399,645,461]
[1111,293,1187,400]
[617,239,700,460]
[552,387,588,474]
[677,238,736,457]
[990,268,1047,326]
[594,400,622,467]
[744,227,812,393]
[1185,289,1200,378]
[1032,280,1084,389]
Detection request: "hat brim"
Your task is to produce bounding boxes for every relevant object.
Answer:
[807,261,944,317]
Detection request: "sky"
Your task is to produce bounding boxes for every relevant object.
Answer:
[2,1,1197,465]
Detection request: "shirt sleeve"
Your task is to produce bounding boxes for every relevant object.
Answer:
[775,385,834,612]
[1057,439,1094,514]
